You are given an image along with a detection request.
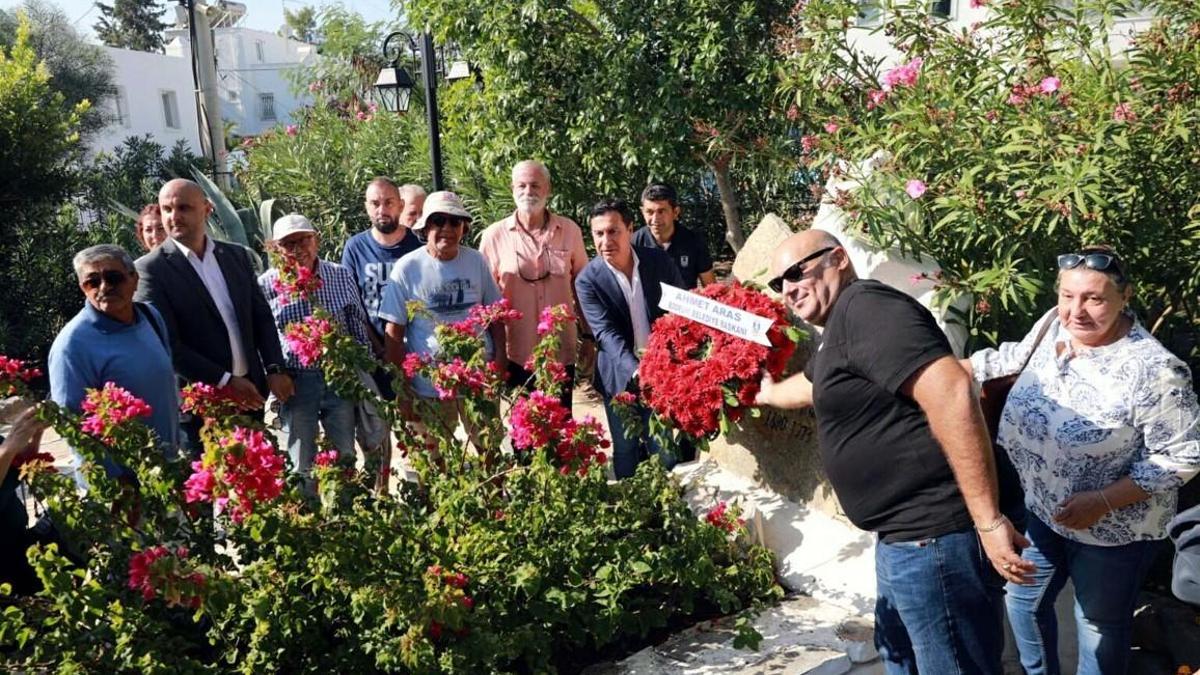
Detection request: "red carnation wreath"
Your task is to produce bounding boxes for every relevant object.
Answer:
[639,282,800,439]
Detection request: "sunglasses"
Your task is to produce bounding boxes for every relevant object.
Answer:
[425,213,466,229]
[768,247,834,293]
[1057,252,1125,279]
[81,270,130,290]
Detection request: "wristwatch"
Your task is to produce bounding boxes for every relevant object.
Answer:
[265,364,287,376]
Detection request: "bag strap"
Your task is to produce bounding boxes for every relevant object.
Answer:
[135,302,169,350]
[1016,311,1056,374]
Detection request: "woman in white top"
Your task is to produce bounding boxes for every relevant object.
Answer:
[969,246,1199,675]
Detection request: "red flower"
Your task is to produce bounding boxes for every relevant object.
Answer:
[0,355,41,397]
[128,545,206,607]
[272,256,323,304]
[639,283,797,438]
[180,382,245,419]
[705,501,746,533]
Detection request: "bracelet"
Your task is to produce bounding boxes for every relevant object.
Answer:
[1097,489,1115,512]
[975,515,1007,533]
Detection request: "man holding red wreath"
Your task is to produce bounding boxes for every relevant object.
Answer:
[755,229,1032,675]
[575,199,684,479]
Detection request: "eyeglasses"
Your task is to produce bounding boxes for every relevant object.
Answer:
[277,234,315,250]
[1057,252,1125,279]
[425,213,466,229]
[81,270,129,290]
[768,247,834,293]
[517,248,551,283]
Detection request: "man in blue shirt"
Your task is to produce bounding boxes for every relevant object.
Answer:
[341,178,424,342]
[49,244,180,478]
[631,183,715,290]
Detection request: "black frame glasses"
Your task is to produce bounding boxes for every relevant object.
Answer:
[516,247,551,283]
[81,270,130,290]
[768,247,834,293]
[1057,252,1125,280]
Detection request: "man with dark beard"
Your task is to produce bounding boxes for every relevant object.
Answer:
[342,177,423,343]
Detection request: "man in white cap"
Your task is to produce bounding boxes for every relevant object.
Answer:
[378,192,506,426]
[258,214,371,481]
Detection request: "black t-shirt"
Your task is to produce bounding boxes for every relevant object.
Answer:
[804,279,972,543]
[631,225,713,290]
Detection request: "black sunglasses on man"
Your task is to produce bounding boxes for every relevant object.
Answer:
[768,246,835,293]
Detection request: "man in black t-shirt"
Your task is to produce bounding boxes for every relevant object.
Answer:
[631,183,715,290]
[756,229,1033,675]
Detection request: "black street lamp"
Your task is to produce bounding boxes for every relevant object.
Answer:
[374,31,446,191]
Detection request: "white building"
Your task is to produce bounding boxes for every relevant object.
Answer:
[848,0,1152,65]
[165,5,317,139]
[90,46,202,156]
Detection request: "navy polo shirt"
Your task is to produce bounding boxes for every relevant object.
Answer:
[631,225,713,290]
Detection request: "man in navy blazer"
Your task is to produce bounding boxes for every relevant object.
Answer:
[135,180,293,450]
[575,198,684,479]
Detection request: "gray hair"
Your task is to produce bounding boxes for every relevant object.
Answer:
[398,183,426,201]
[512,159,551,185]
[73,244,136,278]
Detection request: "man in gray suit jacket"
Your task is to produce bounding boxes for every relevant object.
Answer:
[135,179,293,436]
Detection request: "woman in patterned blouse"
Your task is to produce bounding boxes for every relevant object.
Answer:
[969,246,1200,675]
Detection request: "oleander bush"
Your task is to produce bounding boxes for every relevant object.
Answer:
[779,0,1200,374]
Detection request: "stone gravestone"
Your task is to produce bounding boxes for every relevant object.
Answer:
[711,214,849,520]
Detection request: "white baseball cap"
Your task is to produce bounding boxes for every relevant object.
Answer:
[271,214,317,241]
[413,191,473,232]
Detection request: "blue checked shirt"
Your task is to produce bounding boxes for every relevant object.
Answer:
[258,260,372,371]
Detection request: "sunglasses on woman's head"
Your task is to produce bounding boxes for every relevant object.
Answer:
[81,270,129,289]
[1057,252,1122,275]
[768,247,834,293]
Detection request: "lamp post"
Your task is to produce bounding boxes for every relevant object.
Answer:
[374,31,445,191]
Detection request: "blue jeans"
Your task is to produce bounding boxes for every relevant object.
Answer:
[1005,514,1157,675]
[874,527,1005,675]
[602,398,675,479]
[279,370,355,475]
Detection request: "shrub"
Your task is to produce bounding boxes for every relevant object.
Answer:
[779,0,1200,371]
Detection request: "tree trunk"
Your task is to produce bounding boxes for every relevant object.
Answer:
[709,156,745,253]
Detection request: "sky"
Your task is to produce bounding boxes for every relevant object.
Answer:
[41,0,395,40]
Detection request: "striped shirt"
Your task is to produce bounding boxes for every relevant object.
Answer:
[258,260,372,371]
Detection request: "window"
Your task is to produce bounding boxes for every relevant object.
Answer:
[858,0,883,26]
[112,86,130,128]
[930,0,953,18]
[259,93,276,121]
[161,90,180,129]
[256,40,265,62]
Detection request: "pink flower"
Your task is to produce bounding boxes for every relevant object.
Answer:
[905,179,927,199]
[314,449,339,467]
[356,111,368,121]
[970,0,986,7]
[1015,189,1027,200]
[984,109,999,122]
[1039,77,1061,94]
[536,304,574,336]
[705,501,746,533]
[80,382,153,444]
[185,427,285,523]
[882,57,923,92]
[1112,102,1136,122]
[283,316,332,367]
[866,89,888,110]
[786,105,799,121]
[613,391,638,407]
[909,273,927,285]
[824,120,840,134]
[401,352,425,379]
[285,124,298,136]
[800,134,819,154]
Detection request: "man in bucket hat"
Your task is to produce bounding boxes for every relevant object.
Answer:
[377,192,506,443]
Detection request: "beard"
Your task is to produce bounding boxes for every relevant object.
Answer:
[372,217,399,235]
[516,196,545,213]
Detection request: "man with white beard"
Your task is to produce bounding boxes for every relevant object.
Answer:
[480,160,588,409]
